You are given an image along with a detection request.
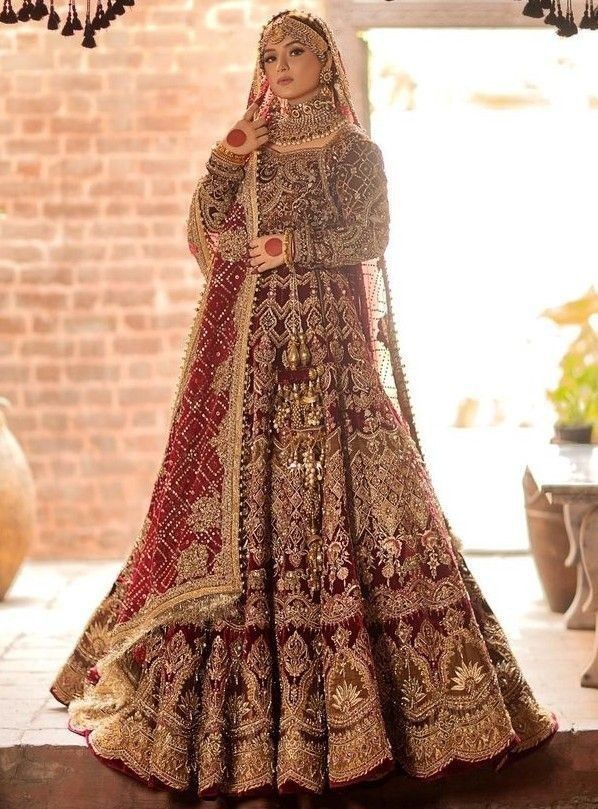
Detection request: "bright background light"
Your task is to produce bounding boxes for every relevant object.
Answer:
[365,28,597,551]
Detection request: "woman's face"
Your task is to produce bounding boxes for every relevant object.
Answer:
[262,34,328,104]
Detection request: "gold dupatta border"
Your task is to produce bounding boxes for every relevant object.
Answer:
[102,154,261,657]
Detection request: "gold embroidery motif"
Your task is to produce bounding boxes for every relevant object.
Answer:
[186,493,221,535]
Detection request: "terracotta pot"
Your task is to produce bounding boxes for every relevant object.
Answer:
[554,423,593,444]
[522,465,575,613]
[0,397,37,600]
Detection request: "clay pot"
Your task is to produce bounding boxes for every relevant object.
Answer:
[554,423,594,444]
[0,397,37,600]
[522,465,575,613]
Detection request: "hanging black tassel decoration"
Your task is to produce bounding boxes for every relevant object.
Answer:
[91,0,104,30]
[541,0,552,7]
[30,0,48,20]
[523,0,545,17]
[61,0,73,34]
[82,0,95,47]
[556,0,578,33]
[1,0,134,42]
[544,0,559,24]
[590,0,598,27]
[0,0,18,22]
[16,0,31,22]
[47,0,59,27]
[71,0,82,29]
[554,0,567,29]
[579,0,592,26]
[82,17,95,44]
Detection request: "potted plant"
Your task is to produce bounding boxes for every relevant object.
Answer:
[542,288,598,444]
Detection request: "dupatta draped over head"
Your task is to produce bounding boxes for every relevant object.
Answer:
[79,9,461,692]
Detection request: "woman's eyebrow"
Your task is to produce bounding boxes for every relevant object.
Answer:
[263,39,304,55]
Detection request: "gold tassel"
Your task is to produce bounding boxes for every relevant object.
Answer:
[275,257,326,596]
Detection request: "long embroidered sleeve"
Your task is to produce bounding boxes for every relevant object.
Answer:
[291,138,390,269]
[196,148,247,234]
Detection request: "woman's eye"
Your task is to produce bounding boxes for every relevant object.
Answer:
[290,47,304,56]
[264,55,275,64]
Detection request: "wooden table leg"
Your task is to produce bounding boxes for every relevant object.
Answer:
[579,506,598,687]
[563,503,595,630]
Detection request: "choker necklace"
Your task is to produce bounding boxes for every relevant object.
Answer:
[268,92,346,146]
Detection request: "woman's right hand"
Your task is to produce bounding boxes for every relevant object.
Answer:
[218,101,268,156]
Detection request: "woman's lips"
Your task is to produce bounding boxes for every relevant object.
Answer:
[277,77,293,85]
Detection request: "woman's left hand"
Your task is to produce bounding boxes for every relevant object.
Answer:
[248,234,287,274]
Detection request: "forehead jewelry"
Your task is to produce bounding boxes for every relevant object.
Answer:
[259,12,329,64]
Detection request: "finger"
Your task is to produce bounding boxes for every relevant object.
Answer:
[243,102,259,121]
[256,134,269,146]
[252,116,267,128]
[253,125,268,137]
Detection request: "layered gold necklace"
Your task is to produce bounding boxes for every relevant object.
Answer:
[268,90,346,146]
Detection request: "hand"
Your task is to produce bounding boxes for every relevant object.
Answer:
[249,233,287,274]
[219,102,268,157]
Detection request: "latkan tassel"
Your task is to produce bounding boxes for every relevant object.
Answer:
[47,0,60,28]
[93,0,110,29]
[579,0,591,27]
[61,2,73,34]
[16,0,32,22]
[1,0,19,23]
[544,0,558,24]
[82,17,95,46]
[30,0,48,20]
[71,0,82,29]
[273,361,326,599]
[557,0,577,34]
[522,0,545,17]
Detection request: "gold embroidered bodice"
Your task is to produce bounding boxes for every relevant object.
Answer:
[197,118,391,270]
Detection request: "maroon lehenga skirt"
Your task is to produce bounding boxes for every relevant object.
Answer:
[50,264,557,799]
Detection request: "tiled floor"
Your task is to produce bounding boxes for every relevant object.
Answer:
[1,554,597,750]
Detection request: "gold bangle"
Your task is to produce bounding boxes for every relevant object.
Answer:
[283,230,295,267]
[213,141,249,166]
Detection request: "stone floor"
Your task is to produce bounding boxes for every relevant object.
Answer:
[1,555,598,808]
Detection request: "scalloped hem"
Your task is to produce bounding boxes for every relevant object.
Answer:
[64,712,559,801]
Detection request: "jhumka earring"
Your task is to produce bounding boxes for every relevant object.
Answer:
[273,234,326,598]
[319,65,333,85]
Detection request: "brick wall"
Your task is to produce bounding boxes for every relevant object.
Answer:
[0,0,323,558]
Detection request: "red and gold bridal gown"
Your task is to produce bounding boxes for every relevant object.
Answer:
[49,93,557,799]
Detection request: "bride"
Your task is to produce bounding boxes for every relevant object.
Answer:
[50,9,557,807]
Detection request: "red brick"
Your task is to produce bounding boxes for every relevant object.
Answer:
[65,364,120,383]
[118,385,171,405]
[6,96,60,114]
[16,291,69,309]
[35,365,62,383]
[3,245,43,263]
[103,288,155,307]
[0,316,27,334]
[113,335,162,354]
